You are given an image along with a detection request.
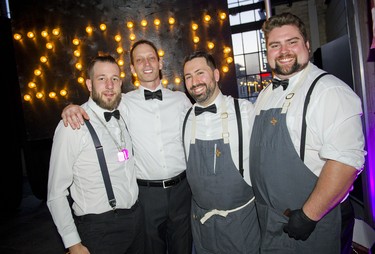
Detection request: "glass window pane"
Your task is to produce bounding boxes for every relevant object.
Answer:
[239,0,253,6]
[227,0,238,8]
[240,10,255,23]
[229,13,240,26]
[245,53,260,75]
[234,55,245,77]
[232,33,243,55]
[243,31,258,53]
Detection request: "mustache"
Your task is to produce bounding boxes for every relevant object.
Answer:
[276,53,295,60]
[191,83,206,89]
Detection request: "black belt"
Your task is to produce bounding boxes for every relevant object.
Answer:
[137,171,186,188]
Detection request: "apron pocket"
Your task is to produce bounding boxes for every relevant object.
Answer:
[256,202,295,252]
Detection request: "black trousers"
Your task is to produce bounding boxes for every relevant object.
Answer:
[138,178,193,254]
[75,202,144,254]
[341,198,355,254]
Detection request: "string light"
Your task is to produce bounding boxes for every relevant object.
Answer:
[27,32,35,39]
[41,31,48,37]
[48,92,57,98]
[99,23,107,31]
[73,50,81,57]
[34,69,42,76]
[158,49,165,57]
[114,34,122,42]
[168,17,175,25]
[116,47,124,54]
[77,77,85,84]
[16,11,241,104]
[85,26,93,34]
[52,28,60,36]
[154,19,161,26]
[72,38,80,46]
[13,33,22,40]
[223,46,231,54]
[129,33,136,41]
[75,63,83,70]
[222,65,229,73]
[46,42,53,50]
[60,89,67,96]
[35,92,44,99]
[24,94,32,101]
[40,56,48,63]
[141,19,148,27]
[118,59,124,66]
[28,82,36,89]
[219,12,227,20]
[127,21,134,28]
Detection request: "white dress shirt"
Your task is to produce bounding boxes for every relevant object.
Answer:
[183,92,255,185]
[47,98,138,248]
[122,83,192,180]
[252,62,366,176]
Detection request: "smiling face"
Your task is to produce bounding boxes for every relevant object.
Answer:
[86,61,122,111]
[130,43,162,90]
[266,24,310,80]
[183,56,220,106]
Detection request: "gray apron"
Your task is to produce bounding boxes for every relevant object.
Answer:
[186,101,260,254]
[250,81,341,253]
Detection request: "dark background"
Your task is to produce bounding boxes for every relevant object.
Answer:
[3,0,236,208]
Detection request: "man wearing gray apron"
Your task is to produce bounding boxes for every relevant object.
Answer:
[250,13,366,254]
[183,51,260,254]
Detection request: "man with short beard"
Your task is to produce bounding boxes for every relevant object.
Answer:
[47,55,144,254]
[60,40,193,254]
[250,12,366,253]
[182,50,260,254]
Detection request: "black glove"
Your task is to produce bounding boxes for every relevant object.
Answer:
[283,209,318,241]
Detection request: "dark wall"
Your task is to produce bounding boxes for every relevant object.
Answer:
[0,14,25,213]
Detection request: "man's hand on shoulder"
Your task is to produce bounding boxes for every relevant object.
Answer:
[61,104,90,130]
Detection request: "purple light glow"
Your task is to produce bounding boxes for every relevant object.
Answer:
[365,126,375,227]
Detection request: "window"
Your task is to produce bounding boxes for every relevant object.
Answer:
[228,0,272,102]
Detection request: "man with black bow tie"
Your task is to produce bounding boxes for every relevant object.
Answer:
[182,51,260,254]
[250,13,365,254]
[48,55,144,254]
[61,40,193,254]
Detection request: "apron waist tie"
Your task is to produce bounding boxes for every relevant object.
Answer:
[200,196,255,224]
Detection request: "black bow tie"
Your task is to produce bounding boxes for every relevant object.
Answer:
[272,78,289,90]
[194,104,217,116]
[144,89,163,100]
[104,109,120,122]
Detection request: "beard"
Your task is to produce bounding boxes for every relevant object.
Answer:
[272,54,307,76]
[92,86,121,111]
[189,83,214,104]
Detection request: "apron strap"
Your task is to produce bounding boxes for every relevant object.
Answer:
[221,102,229,144]
[233,98,244,177]
[300,72,329,161]
[182,107,193,163]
